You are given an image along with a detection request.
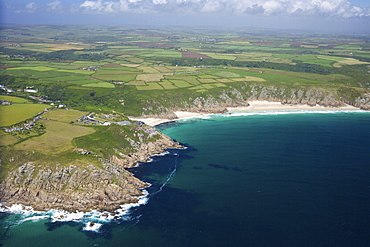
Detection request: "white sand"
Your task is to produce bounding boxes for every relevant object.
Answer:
[227,100,359,112]
[128,117,173,126]
[174,111,203,119]
[129,101,361,126]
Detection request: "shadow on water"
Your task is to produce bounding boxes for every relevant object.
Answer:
[44,221,80,232]
[207,163,243,172]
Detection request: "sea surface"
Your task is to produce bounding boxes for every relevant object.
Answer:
[1,111,370,247]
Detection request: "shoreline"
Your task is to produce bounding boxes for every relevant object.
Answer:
[129,101,363,126]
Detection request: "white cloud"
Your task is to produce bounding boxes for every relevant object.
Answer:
[80,0,121,13]
[47,1,62,11]
[201,0,221,13]
[153,0,167,4]
[25,2,38,10]
[10,0,370,18]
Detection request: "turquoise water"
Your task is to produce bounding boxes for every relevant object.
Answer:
[1,112,370,246]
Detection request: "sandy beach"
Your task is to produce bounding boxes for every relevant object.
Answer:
[227,100,359,112]
[129,101,361,126]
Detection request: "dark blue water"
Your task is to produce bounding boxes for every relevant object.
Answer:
[1,112,370,247]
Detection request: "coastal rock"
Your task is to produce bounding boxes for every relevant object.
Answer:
[0,132,183,212]
[110,134,183,168]
[354,93,370,110]
[0,161,147,212]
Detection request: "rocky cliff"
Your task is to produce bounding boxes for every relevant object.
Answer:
[0,133,183,212]
[138,84,370,117]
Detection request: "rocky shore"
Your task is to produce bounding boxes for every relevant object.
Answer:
[0,133,183,213]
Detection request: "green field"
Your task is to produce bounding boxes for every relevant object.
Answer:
[0,104,49,127]
[7,66,56,71]
[82,82,115,88]
[136,83,164,90]
[0,133,19,146]
[159,80,177,89]
[0,96,29,103]
[43,109,87,123]
[15,119,95,154]
[1,24,369,117]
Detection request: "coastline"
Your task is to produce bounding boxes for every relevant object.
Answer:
[129,101,362,126]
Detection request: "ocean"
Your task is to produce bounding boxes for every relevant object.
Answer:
[1,111,370,247]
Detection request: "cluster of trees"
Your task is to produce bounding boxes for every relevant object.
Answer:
[36,50,109,61]
[169,58,337,74]
[1,47,109,61]
[0,74,16,85]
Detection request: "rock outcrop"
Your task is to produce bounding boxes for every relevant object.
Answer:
[0,134,183,212]
[138,84,368,118]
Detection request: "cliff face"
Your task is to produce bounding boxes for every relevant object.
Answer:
[110,132,183,168]
[0,135,183,212]
[139,84,369,117]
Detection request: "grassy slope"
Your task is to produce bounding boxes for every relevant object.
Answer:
[0,104,49,127]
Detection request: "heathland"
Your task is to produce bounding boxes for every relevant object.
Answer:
[0,24,369,212]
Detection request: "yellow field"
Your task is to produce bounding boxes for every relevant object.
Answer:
[300,45,319,48]
[154,66,173,73]
[216,79,234,83]
[333,58,369,68]
[136,73,172,82]
[121,64,140,67]
[198,79,217,83]
[125,80,147,86]
[243,76,266,82]
[138,66,160,74]
[218,41,251,44]
[21,43,86,51]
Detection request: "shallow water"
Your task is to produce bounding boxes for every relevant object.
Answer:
[1,112,370,247]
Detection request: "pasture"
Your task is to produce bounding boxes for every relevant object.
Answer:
[14,119,95,154]
[82,82,115,88]
[43,109,87,123]
[0,132,19,146]
[0,104,49,127]
[0,96,29,103]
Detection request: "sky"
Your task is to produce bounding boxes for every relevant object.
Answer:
[1,0,370,33]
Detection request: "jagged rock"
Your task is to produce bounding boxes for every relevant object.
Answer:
[0,132,183,212]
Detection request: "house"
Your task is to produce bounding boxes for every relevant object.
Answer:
[115,121,132,126]
[24,89,38,93]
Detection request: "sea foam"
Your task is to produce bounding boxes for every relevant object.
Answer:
[225,109,367,117]
[0,150,181,233]
[175,109,368,122]
[0,190,149,233]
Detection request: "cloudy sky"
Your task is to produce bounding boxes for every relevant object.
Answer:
[1,0,370,33]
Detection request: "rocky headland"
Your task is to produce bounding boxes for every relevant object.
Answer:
[0,132,183,213]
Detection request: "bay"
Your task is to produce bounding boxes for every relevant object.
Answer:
[1,112,370,246]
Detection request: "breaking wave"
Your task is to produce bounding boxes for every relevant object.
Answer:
[176,109,369,123]
[0,191,149,233]
[0,150,183,233]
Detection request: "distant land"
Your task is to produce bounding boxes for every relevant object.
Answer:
[0,24,369,213]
